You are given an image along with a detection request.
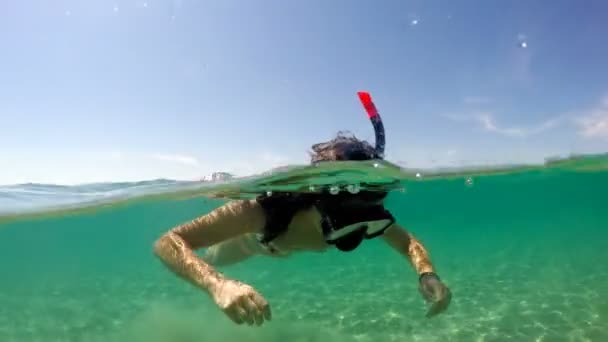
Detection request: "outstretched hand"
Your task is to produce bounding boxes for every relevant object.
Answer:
[211,278,272,326]
[418,272,451,318]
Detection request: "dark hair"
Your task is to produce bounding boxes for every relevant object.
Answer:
[309,131,377,163]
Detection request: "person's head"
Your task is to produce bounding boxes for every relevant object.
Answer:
[309,131,393,252]
[309,131,378,164]
[308,131,389,207]
[259,92,393,252]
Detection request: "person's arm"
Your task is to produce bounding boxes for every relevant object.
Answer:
[153,199,265,295]
[382,222,452,317]
[381,223,434,275]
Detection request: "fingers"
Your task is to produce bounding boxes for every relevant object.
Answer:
[425,303,441,318]
[241,306,255,326]
[227,304,254,325]
[242,297,262,326]
[226,296,270,327]
[227,306,245,325]
[425,297,447,318]
[215,280,272,327]
[418,283,435,302]
[250,303,265,326]
[249,292,272,322]
[425,286,452,318]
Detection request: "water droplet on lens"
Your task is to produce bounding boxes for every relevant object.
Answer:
[517,33,528,48]
[329,185,340,195]
[346,184,360,194]
[408,14,420,27]
[465,177,474,187]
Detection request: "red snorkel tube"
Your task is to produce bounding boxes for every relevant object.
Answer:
[357,91,386,159]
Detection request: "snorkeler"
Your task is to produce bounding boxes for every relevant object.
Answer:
[153,92,452,326]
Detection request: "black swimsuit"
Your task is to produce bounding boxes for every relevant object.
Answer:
[255,190,393,253]
[255,192,316,254]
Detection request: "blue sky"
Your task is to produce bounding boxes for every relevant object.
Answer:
[1,0,607,185]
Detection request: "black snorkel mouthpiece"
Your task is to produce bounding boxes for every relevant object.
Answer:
[357,91,385,159]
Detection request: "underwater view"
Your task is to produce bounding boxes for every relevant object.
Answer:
[1,156,608,341]
[2,1,608,341]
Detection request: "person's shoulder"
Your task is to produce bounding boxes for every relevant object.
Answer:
[210,199,265,226]
[219,198,261,213]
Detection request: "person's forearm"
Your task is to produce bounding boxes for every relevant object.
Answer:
[154,232,224,295]
[406,234,434,275]
[383,225,435,275]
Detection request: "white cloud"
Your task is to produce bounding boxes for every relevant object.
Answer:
[390,145,554,170]
[576,96,608,139]
[447,94,608,141]
[0,147,309,185]
[476,113,525,137]
[151,154,199,166]
[0,150,208,185]
[108,151,123,160]
[446,149,457,157]
[259,152,291,165]
[444,112,562,138]
[476,113,559,137]
[218,151,307,177]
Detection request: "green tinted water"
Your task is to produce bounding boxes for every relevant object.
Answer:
[1,157,607,341]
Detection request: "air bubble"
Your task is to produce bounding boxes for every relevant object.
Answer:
[346,184,361,194]
[329,185,340,195]
[465,177,474,187]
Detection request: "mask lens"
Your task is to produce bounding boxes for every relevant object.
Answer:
[364,218,394,238]
[324,223,366,242]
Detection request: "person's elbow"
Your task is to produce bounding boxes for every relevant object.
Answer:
[153,232,175,259]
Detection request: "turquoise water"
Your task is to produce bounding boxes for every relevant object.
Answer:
[1,156,607,341]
